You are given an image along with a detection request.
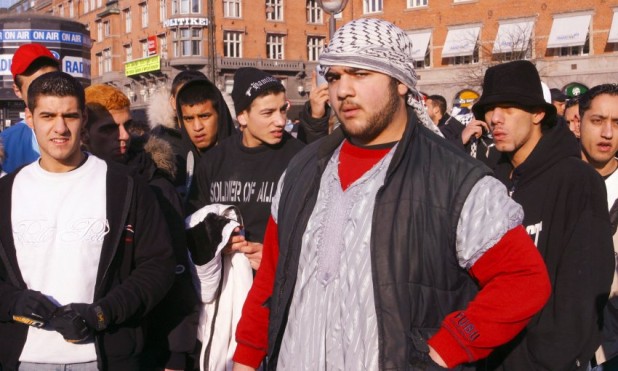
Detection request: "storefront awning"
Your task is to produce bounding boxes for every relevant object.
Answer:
[407,30,432,60]
[492,20,534,53]
[442,26,480,58]
[608,10,618,43]
[547,14,591,48]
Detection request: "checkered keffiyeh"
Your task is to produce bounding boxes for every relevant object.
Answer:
[319,18,443,137]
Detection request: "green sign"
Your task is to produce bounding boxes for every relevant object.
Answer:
[125,55,160,76]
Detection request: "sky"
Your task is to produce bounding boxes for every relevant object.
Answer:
[0,0,16,8]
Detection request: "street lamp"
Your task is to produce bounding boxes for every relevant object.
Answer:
[318,0,349,38]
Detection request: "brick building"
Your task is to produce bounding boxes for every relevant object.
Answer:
[4,0,618,117]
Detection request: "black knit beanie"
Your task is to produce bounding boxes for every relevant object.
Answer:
[232,67,284,114]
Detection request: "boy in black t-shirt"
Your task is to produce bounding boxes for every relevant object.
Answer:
[189,68,304,270]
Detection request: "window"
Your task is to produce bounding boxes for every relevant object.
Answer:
[124,8,132,33]
[266,33,285,59]
[90,0,95,12]
[160,0,166,22]
[97,0,102,9]
[173,28,202,56]
[307,36,324,61]
[159,34,168,57]
[554,37,590,57]
[174,0,199,14]
[407,0,427,8]
[266,0,283,21]
[97,21,103,41]
[84,0,89,13]
[141,3,148,28]
[224,0,241,18]
[96,52,102,75]
[414,46,431,68]
[224,31,243,58]
[306,0,322,24]
[104,21,110,37]
[141,39,148,58]
[102,48,112,73]
[125,44,133,61]
[69,0,74,17]
[446,45,479,65]
[363,0,382,14]
[58,4,64,16]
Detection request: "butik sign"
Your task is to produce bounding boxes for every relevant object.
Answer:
[163,17,209,28]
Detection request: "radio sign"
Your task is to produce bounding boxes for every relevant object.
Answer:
[63,56,90,78]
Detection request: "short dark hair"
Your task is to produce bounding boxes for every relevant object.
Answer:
[427,94,447,115]
[14,57,59,90]
[578,84,618,118]
[176,79,221,115]
[27,71,85,112]
[565,96,579,110]
[171,70,207,96]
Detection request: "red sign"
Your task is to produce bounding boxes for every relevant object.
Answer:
[147,35,157,56]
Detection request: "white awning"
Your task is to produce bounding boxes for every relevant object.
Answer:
[492,20,534,53]
[442,26,480,58]
[407,30,432,60]
[609,10,618,43]
[547,14,591,48]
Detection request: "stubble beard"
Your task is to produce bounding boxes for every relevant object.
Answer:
[338,80,400,144]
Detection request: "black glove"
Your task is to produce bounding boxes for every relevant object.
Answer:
[186,213,233,265]
[11,290,58,328]
[50,303,109,343]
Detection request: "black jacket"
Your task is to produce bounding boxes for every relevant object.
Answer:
[267,107,490,370]
[127,140,200,371]
[488,122,614,371]
[297,100,330,144]
[0,161,175,371]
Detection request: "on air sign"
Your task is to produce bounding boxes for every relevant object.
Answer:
[0,54,91,79]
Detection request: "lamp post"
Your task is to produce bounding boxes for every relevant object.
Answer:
[318,0,349,38]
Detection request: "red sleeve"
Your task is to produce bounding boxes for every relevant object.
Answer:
[428,225,551,368]
[233,216,279,368]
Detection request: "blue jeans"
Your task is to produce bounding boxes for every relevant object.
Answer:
[19,361,98,371]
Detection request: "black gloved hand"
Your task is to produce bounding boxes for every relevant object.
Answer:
[11,290,58,328]
[50,303,109,343]
[186,213,232,265]
[50,304,92,343]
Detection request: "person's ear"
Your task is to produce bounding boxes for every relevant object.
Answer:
[13,83,23,100]
[237,111,248,129]
[24,107,34,129]
[532,109,546,126]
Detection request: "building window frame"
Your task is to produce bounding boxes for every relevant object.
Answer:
[363,0,383,14]
[103,20,111,37]
[173,27,203,57]
[224,0,242,18]
[306,0,323,24]
[266,33,285,59]
[141,3,149,28]
[307,35,324,61]
[407,0,427,8]
[159,34,168,58]
[223,30,243,58]
[69,0,74,17]
[140,39,148,58]
[102,48,112,73]
[445,44,480,65]
[124,44,133,62]
[96,21,103,41]
[124,8,132,33]
[266,0,283,21]
[160,0,167,22]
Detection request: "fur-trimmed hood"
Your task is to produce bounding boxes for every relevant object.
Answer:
[147,89,177,130]
[128,134,177,181]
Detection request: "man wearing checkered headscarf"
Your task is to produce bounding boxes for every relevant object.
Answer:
[232,18,550,371]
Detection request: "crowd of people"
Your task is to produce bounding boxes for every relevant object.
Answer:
[0,17,617,371]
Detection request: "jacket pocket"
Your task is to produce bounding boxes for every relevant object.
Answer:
[102,324,144,358]
[408,328,449,371]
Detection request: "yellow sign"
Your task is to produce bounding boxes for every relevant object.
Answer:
[125,55,161,76]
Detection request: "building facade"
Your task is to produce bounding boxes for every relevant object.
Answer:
[4,0,618,118]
